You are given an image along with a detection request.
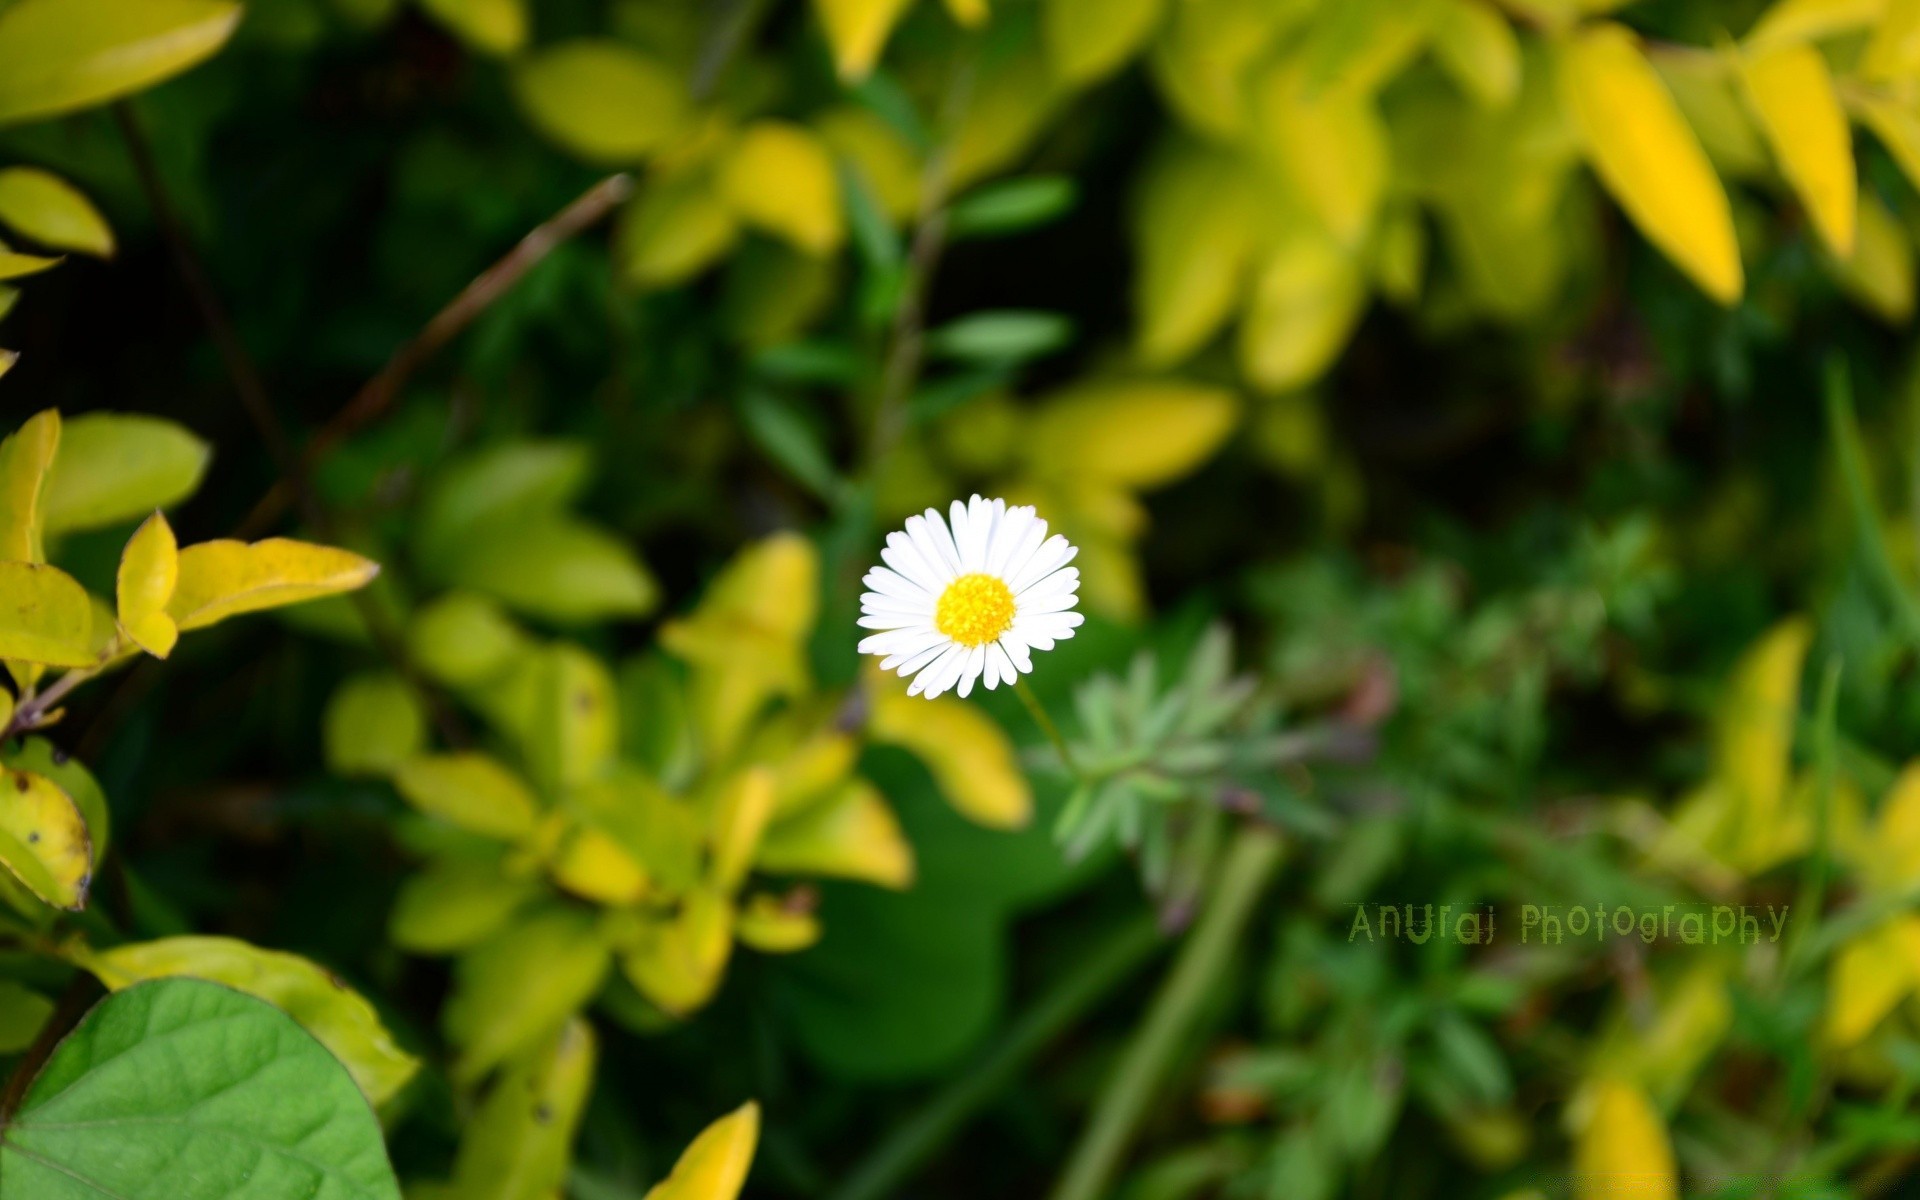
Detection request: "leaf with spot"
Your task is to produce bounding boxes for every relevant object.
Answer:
[439,1020,596,1200]
[0,766,90,910]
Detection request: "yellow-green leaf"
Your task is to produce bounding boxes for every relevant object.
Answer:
[1238,231,1368,392]
[0,351,15,379]
[391,855,540,954]
[756,778,913,888]
[1740,41,1855,256]
[524,644,617,794]
[1252,59,1389,248]
[115,511,178,659]
[43,411,210,534]
[409,592,527,688]
[1431,0,1519,108]
[0,168,113,257]
[445,906,611,1080]
[4,736,108,866]
[1570,1078,1677,1200]
[166,537,380,631]
[441,515,656,624]
[418,0,526,56]
[394,753,540,841]
[815,105,922,222]
[711,767,775,890]
[0,767,90,910]
[0,408,59,563]
[0,981,52,1054]
[1560,22,1743,304]
[1132,139,1261,366]
[0,0,242,127]
[1043,0,1166,85]
[1652,47,1771,181]
[1829,189,1913,323]
[0,561,95,668]
[0,251,58,281]
[324,672,426,779]
[446,1019,596,1200]
[1863,0,1920,79]
[644,1101,760,1200]
[735,892,821,953]
[1026,379,1239,490]
[1714,617,1810,869]
[617,169,738,289]
[512,41,689,165]
[78,934,421,1105]
[813,0,913,80]
[618,888,734,1015]
[1824,915,1920,1046]
[1854,92,1920,196]
[1745,0,1885,50]
[868,685,1031,828]
[718,122,844,256]
[550,822,650,905]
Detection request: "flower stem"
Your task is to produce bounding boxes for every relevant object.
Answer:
[1046,825,1286,1200]
[1013,677,1081,779]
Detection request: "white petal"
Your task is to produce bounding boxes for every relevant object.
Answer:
[956,645,986,698]
[858,613,923,630]
[1016,567,1079,600]
[1010,535,1078,593]
[1020,592,1080,615]
[884,534,946,593]
[986,506,1034,576]
[948,499,973,569]
[997,512,1049,585]
[908,512,960,577]
[999,634,1033,674]
[985,642,1015,689]
[909,644,963,696]
[864,566,928,601]
[860,627,938,656]
[888,638,952,676]
[923,508,965,573]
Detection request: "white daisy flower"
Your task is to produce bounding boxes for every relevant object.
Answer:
[858,495,1084,700]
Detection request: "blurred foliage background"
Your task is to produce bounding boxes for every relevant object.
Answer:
[12,0,1920,1196]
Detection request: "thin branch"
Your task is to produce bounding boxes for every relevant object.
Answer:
[237,172,635,538]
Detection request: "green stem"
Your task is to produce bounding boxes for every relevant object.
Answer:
[1047,825,1285,1200]
[829,918,1165,1200]
[1014,677,1083,780]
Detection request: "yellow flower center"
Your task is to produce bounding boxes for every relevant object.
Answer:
[935,573,1016,648]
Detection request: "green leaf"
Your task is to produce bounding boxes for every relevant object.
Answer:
[393,753,541,841]
[390,854,540,953]
[0,561,95,668]
[441,1020,596,1200]
[440,515,657,624]
[512,41,690,164]
[444,906,612,1081]
[417,0,526,56]
[0,980,52,1053]
[0,0,243,127]
[741,391,845,503]
[43,411,210,534]
[0,978,401,1199]
[414,441,591,575]
[924,311,1073,365]
[0,168,114,257]
[77,936,421,1107]
[324,672,427,779]
[947,176,1078,239]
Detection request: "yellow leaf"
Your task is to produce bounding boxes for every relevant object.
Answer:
[1854,92,1920,196]
[512,41,689,164]
[619,888,734,1016]
[0,0,241,127]
[711,767,776,890]
[0,251,58,282]
[1132,139,1261,366]
[1148,0,1308,136]
[395,753,542,842]
[1740,42,1855,255]
[0,561,94,669]
[756,778,913,888]
[718,122,844,255]
[166,536,378,631]
[1715,617,1810,867]
[0,351,14,380]
[1863,0,1920,79]
[115,512,178,659]
[813,0,912,80]
[391,855,540,954]
[1251,59,1389,248]
[445,906,611,1080]
[942,0,988,26]
[1431,0,1520,108]
[80,935,421,1105]
[1560,22,1743,304]
[1238,231,1367,392]
[1044,0,1166,85]
[1570,1078,1678,1200]
[1745,0,1885,50]
[735,891,821,953]
[1829,189,1913,323]
[1868,761,1920,888]
[551,823,650,905]
[768,729,858,817]
[815,106,921,221]
[1827,916,1920,1046]
[1027,379,1239,489]
[418,0,526,56]
[617,168,738,288]
[324,672,425,779]
[0,408,59,563]
[447,1019,596,1200]
[0,168,113,257]
[0,767,90,910]
[644,1101,760,1200]
[867,682,1031,828]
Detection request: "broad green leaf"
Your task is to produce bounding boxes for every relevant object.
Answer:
[719,122,845,255]
[0,978,400,1199]
[814,0,913,80]
[616,169,738,288]
[644,1102,760,1200]
[116,511,179,658]
[1043,0,1165,84]
[1238,232,1367,392]
[409,592,528,687]
[3,736,108,865]
[445,906,612,1080]
[512,41,689,164]
[0,408,59,562]
[43,411,210,534]
[1132,139,1261,365]
[441,515,657,624]
[1560,23,1743,304]
[167,537,380,631]
[324,672,426,779]
[391,854,540,953]
[78,936,420,1106]
[0,766,90,909]
[1431,0,1519,108]
[1026,379,1238,489]
[868,686,1031,828]
[0,0,242,127]
[444,1020,596,1200]
[0,168,113,257]
[757,778,913,888]
[1570,1078,1678,1200]
[618,887,734,1015]
[0,561,93,668]
[415,441,590,574]
[394,753,540,841]
[418,0,526,56]
[1740,42,1855,255]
